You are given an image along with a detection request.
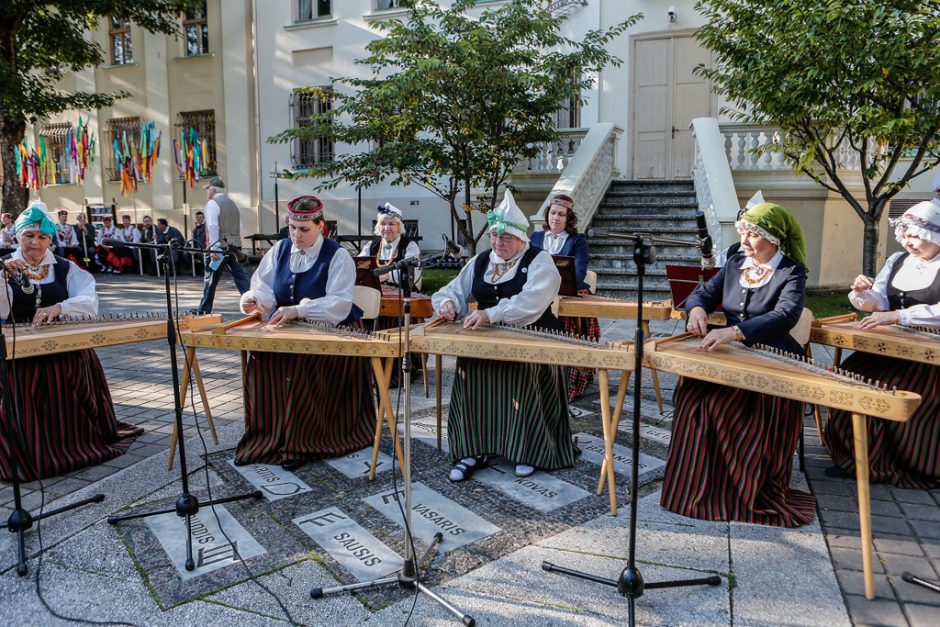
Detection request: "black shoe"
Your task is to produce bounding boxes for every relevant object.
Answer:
[572,438,582,457]
[281,459,305,471]
[233,458,249,466]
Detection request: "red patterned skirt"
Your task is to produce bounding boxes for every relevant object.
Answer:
[560,309,601,402]
[0,349,142,481]
[237,351,376,464]
[661,377,815,527]
[826,354,939,489]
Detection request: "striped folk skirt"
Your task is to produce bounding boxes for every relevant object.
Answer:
[661,377,816,527]
[826,354,939,489]
[0,349,142,481]
[561,309,601,401]
[447,358,575,470]
[237,351,376,464]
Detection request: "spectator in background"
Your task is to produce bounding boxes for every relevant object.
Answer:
[195,177,250,314]
[95,216,125,274]
[156,218,185,270]
[1,213,18,254]
[190,211,207,272]
[139,215,157,274]
[54,210,83,264]
[74,213,100,271]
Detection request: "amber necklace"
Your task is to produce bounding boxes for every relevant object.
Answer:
[741,264,772,286]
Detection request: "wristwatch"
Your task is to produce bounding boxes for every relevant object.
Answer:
[732,325,745,341]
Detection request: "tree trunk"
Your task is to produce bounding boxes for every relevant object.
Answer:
[463,180,476,256]
[1,120,28,216]
[862,216,879,278]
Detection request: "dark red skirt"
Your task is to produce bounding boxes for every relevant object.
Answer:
[0,349,141,481]
[236,351,376,464]
[661,377,815,527]
[826,354,939,489]
[560,312,601,401]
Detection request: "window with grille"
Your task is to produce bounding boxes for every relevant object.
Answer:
[175,110,218,176]
[291,88,334,168]
[295,0,332,22]
[376,0,403,9]
[104,116,141,182]
[109,15,133,65]
[183,3,209,56]
[39,123,72,185]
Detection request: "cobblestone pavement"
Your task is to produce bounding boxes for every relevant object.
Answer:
[0,273,938,625]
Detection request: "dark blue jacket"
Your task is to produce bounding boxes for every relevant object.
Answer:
[530,230,589,291]
[687,252,806,354]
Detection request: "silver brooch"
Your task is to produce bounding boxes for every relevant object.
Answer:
[521,267,528,274]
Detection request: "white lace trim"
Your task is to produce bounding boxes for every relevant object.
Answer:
[735,220,781,246]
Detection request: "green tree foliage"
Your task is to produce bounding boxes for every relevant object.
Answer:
[270,0,639,254]
[696,0,940,275]
[0,1,197,213]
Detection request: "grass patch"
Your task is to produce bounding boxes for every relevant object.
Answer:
[421,267,459,294]
[805,290,857,319]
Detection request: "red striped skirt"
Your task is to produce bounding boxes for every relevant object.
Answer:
[561,311,601,401]
[236,351,376,464]
[447,358,575,470]
[826,354,939,489]
[660,377,815,527]
[0,349,141,481]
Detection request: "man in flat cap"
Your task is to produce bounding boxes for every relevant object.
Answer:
[195,177,249,313]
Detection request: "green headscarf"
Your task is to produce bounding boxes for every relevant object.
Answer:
[737,202,809,271]
[14,202,58,236]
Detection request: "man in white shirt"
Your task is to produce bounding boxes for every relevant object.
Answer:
[195,177,250,313]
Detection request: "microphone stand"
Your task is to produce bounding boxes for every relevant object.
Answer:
[311,259,475,626]
[542,230,721,626]
[0,283,104,576]
[107,239,262,571]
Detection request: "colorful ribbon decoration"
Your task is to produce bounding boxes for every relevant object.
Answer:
[173,129,213,189]
[112,121,161,196]
[13,116,97,189]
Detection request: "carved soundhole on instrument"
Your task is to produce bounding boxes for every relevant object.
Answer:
[42,339,58,351]
[90,333,106,345]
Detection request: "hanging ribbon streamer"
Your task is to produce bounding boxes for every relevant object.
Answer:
[173,128,213,189]
[12,116,98,189]
[112,120,161,196]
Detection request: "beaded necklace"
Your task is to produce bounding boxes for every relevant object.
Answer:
[741,264,772,287]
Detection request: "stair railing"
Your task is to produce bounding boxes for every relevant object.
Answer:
[529,122,623,229]
[691,117,738,251]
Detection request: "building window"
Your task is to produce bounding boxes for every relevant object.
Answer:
[109,15,133,65]
[183,3,209,56]
[104,117,141,181]
[552,89,582,130]
[175,110,218,175]
[39,123,72,185]
[376,0,402,9]
[291,88,334,168]
[295,0,332,22]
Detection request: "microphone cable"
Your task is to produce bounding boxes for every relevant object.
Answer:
[2,269,139,626]
[170,253,300,626]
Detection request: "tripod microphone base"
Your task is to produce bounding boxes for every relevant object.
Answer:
[2,493,105,576]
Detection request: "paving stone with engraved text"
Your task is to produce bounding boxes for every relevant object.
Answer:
[404,419,450,453]
[619,420,673,447]
[325,447,394,479]
[229,460,314,501]
[363,482,500,551]
[473,458,591,513]
[293,506,403,581]
[145,505,266,580]
[574,432,666,479]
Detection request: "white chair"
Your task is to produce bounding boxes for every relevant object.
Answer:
[585,270,598,295]
[789,307,813,347]
[354,285,381,329]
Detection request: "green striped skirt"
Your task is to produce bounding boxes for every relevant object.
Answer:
[447,357,575,470]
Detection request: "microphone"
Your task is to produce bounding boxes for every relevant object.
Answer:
[695,211,716,269]
[373,256,422,277]
[586,228,636,241]
[11,270,34,295]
